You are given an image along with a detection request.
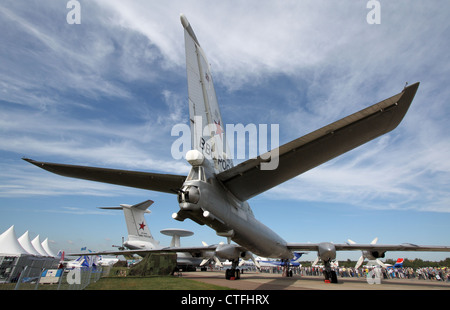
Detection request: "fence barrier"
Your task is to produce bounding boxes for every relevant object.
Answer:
[0,266,108,290]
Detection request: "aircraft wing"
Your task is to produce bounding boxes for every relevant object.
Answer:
[217,82,419,201]
[22,158,186,194]
[286,242,450,253]
[68,241,450,260]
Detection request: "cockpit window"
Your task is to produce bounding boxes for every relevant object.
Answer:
[186,166,206,182]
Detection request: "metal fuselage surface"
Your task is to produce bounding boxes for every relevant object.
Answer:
[176,160,292,260]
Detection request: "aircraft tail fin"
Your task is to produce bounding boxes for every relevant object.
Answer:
[100,200,154,239]
[394,258,404,267]
[292,252,304,262]
[181,14,233,173]
[57,250,65,262]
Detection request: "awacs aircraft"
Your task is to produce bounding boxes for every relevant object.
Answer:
[100,199,215,271]
[24,14,450,282]
[100,200,160,251]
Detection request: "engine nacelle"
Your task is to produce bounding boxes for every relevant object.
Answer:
[369,251,386,259]
[318,242,336,262]
[178,186,200,210]
[215,244,242,261]
[240,251,252,261]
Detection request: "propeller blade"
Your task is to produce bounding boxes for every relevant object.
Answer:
[355,255,365,268]
[312,257,319,266]
[251,255,261,269]
[213,256,223,267]
[376,259,387,267]
[200,258,210,266]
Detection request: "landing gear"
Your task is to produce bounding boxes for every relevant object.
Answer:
[225,268,240,280]
[225,260,241,280]
[323,259,338,283]
[282,259,293,277]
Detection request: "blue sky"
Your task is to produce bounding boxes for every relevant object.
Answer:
[1,1,450,262]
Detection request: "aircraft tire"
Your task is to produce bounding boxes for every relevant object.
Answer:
[225,269,231,280]
[331,270,338,283]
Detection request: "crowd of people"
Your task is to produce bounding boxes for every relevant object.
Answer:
[334,266,450,281]
[258,265,450,282]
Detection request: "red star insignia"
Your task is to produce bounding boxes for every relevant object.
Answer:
[139,222,146,230]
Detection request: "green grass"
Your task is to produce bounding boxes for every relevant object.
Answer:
[85,275,234,290]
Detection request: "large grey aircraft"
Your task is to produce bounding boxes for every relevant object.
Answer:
[24,15,450,282]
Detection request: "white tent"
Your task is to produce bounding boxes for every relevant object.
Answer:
[0,226,60,283]
[41,238,57,257]
[18,231,42,256]
[0,226,29,255]
[31,235,49,257]
[0,226,32,283]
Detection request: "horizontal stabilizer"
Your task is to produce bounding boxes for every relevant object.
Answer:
[218,82,419,201]
[100,200,154,213]
[23,158,186,194]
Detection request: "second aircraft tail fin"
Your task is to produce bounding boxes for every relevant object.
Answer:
[100,200,154,239]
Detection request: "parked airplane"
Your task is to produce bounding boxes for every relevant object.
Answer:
[66,252,118,269]
[24,14,450,283]
[393,258,404,268]
[384,258,405,268]
[99,200,161,251]
[66,255,92,269]
[256,252,304,268]
[97,256,119,267]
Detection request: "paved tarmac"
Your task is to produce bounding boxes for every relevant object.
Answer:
[181,271,450,290]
